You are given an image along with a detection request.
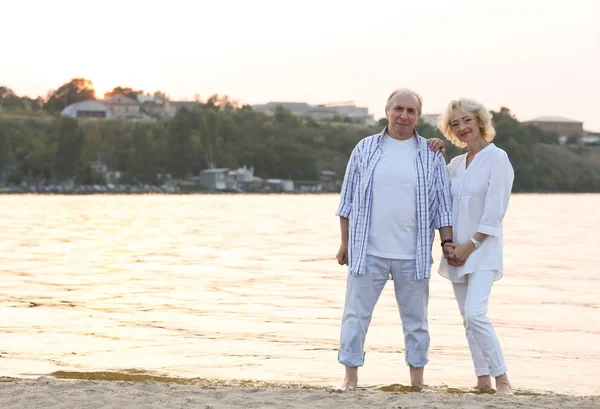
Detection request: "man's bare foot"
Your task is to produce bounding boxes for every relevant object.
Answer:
[409,366,424,391]
[341,366,358,390]
[474,375,493,390]
[495,374,513,395]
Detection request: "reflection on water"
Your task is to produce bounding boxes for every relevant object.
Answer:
[0,194,599,395]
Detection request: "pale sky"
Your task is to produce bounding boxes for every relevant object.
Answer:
[3,0,599,130]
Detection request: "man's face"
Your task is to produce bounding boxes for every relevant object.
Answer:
[386,93,419,137]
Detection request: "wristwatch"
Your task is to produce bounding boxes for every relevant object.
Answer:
[470,237,482,249]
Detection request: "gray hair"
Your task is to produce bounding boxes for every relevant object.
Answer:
[386,88,423,116]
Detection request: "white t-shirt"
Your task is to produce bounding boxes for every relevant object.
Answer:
[366,133,418,259]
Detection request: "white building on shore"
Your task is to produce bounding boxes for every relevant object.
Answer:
[61,100,113,119]
[252,101,375,124]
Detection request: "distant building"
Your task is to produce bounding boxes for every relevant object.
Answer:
[319,170,336,192]
[266,179,294,193]
[582,134,600,144]
[227,166,254,191]
[61,100,113,119]
[253,102,312,116]
[294,180,322,193]
[252,101,375,124]
[199,168,229,192]
[315,102,375,124]
[101,94,141,118]
[137,95,177,118]
[524,116,584,137]
[1,164,17,185]
[90,161,121,184]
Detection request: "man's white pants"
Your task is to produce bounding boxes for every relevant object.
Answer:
[338,255,430,368]
[452,270,508,377]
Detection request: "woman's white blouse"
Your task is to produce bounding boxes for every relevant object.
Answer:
[438,144,514,283]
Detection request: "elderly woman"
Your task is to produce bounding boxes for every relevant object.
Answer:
[436,98,515,395]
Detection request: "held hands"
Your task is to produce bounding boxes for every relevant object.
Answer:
[443,242,475,267]
[337,240,473,267]
[336,242,348,265]
[427,138,446,153]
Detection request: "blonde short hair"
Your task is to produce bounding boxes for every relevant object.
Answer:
[386,88,423,116]
[438,98,496,148]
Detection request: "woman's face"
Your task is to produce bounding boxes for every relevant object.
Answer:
[450,109,482,144]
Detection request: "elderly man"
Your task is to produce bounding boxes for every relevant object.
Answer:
[335,88,453,390]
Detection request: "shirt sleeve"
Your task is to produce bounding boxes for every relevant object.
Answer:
[477,151,515,236]
[433,152,453,229]
[335,145,360,218]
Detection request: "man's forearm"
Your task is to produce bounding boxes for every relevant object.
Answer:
[439,226,452,242]
[340,216,349,244]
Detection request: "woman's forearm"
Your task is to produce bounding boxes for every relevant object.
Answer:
[473,232,488,243]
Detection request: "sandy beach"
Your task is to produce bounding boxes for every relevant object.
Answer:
[1,376,599,409]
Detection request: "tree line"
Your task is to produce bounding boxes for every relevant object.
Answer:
[1,79,598,192]
[0,78,173,115]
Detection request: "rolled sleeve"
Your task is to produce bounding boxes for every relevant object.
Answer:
[336,202,352,218]
[335,146,359,218]
[477,223,503,237]
[433,153,453,229]
[477,152,514,237]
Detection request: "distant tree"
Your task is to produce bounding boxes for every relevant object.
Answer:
[0,86,13,100]
[274,105,301,128]
[75,163,96,185]
[22,96,45,111]
[524,125,560,145]
[152,91,170,101]
[0,86,23,110]
[44,78,96,114]
[165,108,197,177]
[217,95,238,111]
[6,167,24,185]
[566,134,580,145]
[202,94,219,111]
[104,86,143,100]
[24,131,56,180]
[50,117,86,179]
[128,124,159,183]
[198,94,239,111]
[378,117,388,127]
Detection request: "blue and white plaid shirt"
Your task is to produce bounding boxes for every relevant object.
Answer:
[336,128,453,280]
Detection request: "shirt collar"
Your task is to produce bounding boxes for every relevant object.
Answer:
[378,126,422,146]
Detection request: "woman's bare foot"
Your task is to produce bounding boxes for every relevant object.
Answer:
[474,375,492,390]
[495,373,513,395]
[341,366,358,390]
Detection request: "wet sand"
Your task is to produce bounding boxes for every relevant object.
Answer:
[1,375,599,409]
